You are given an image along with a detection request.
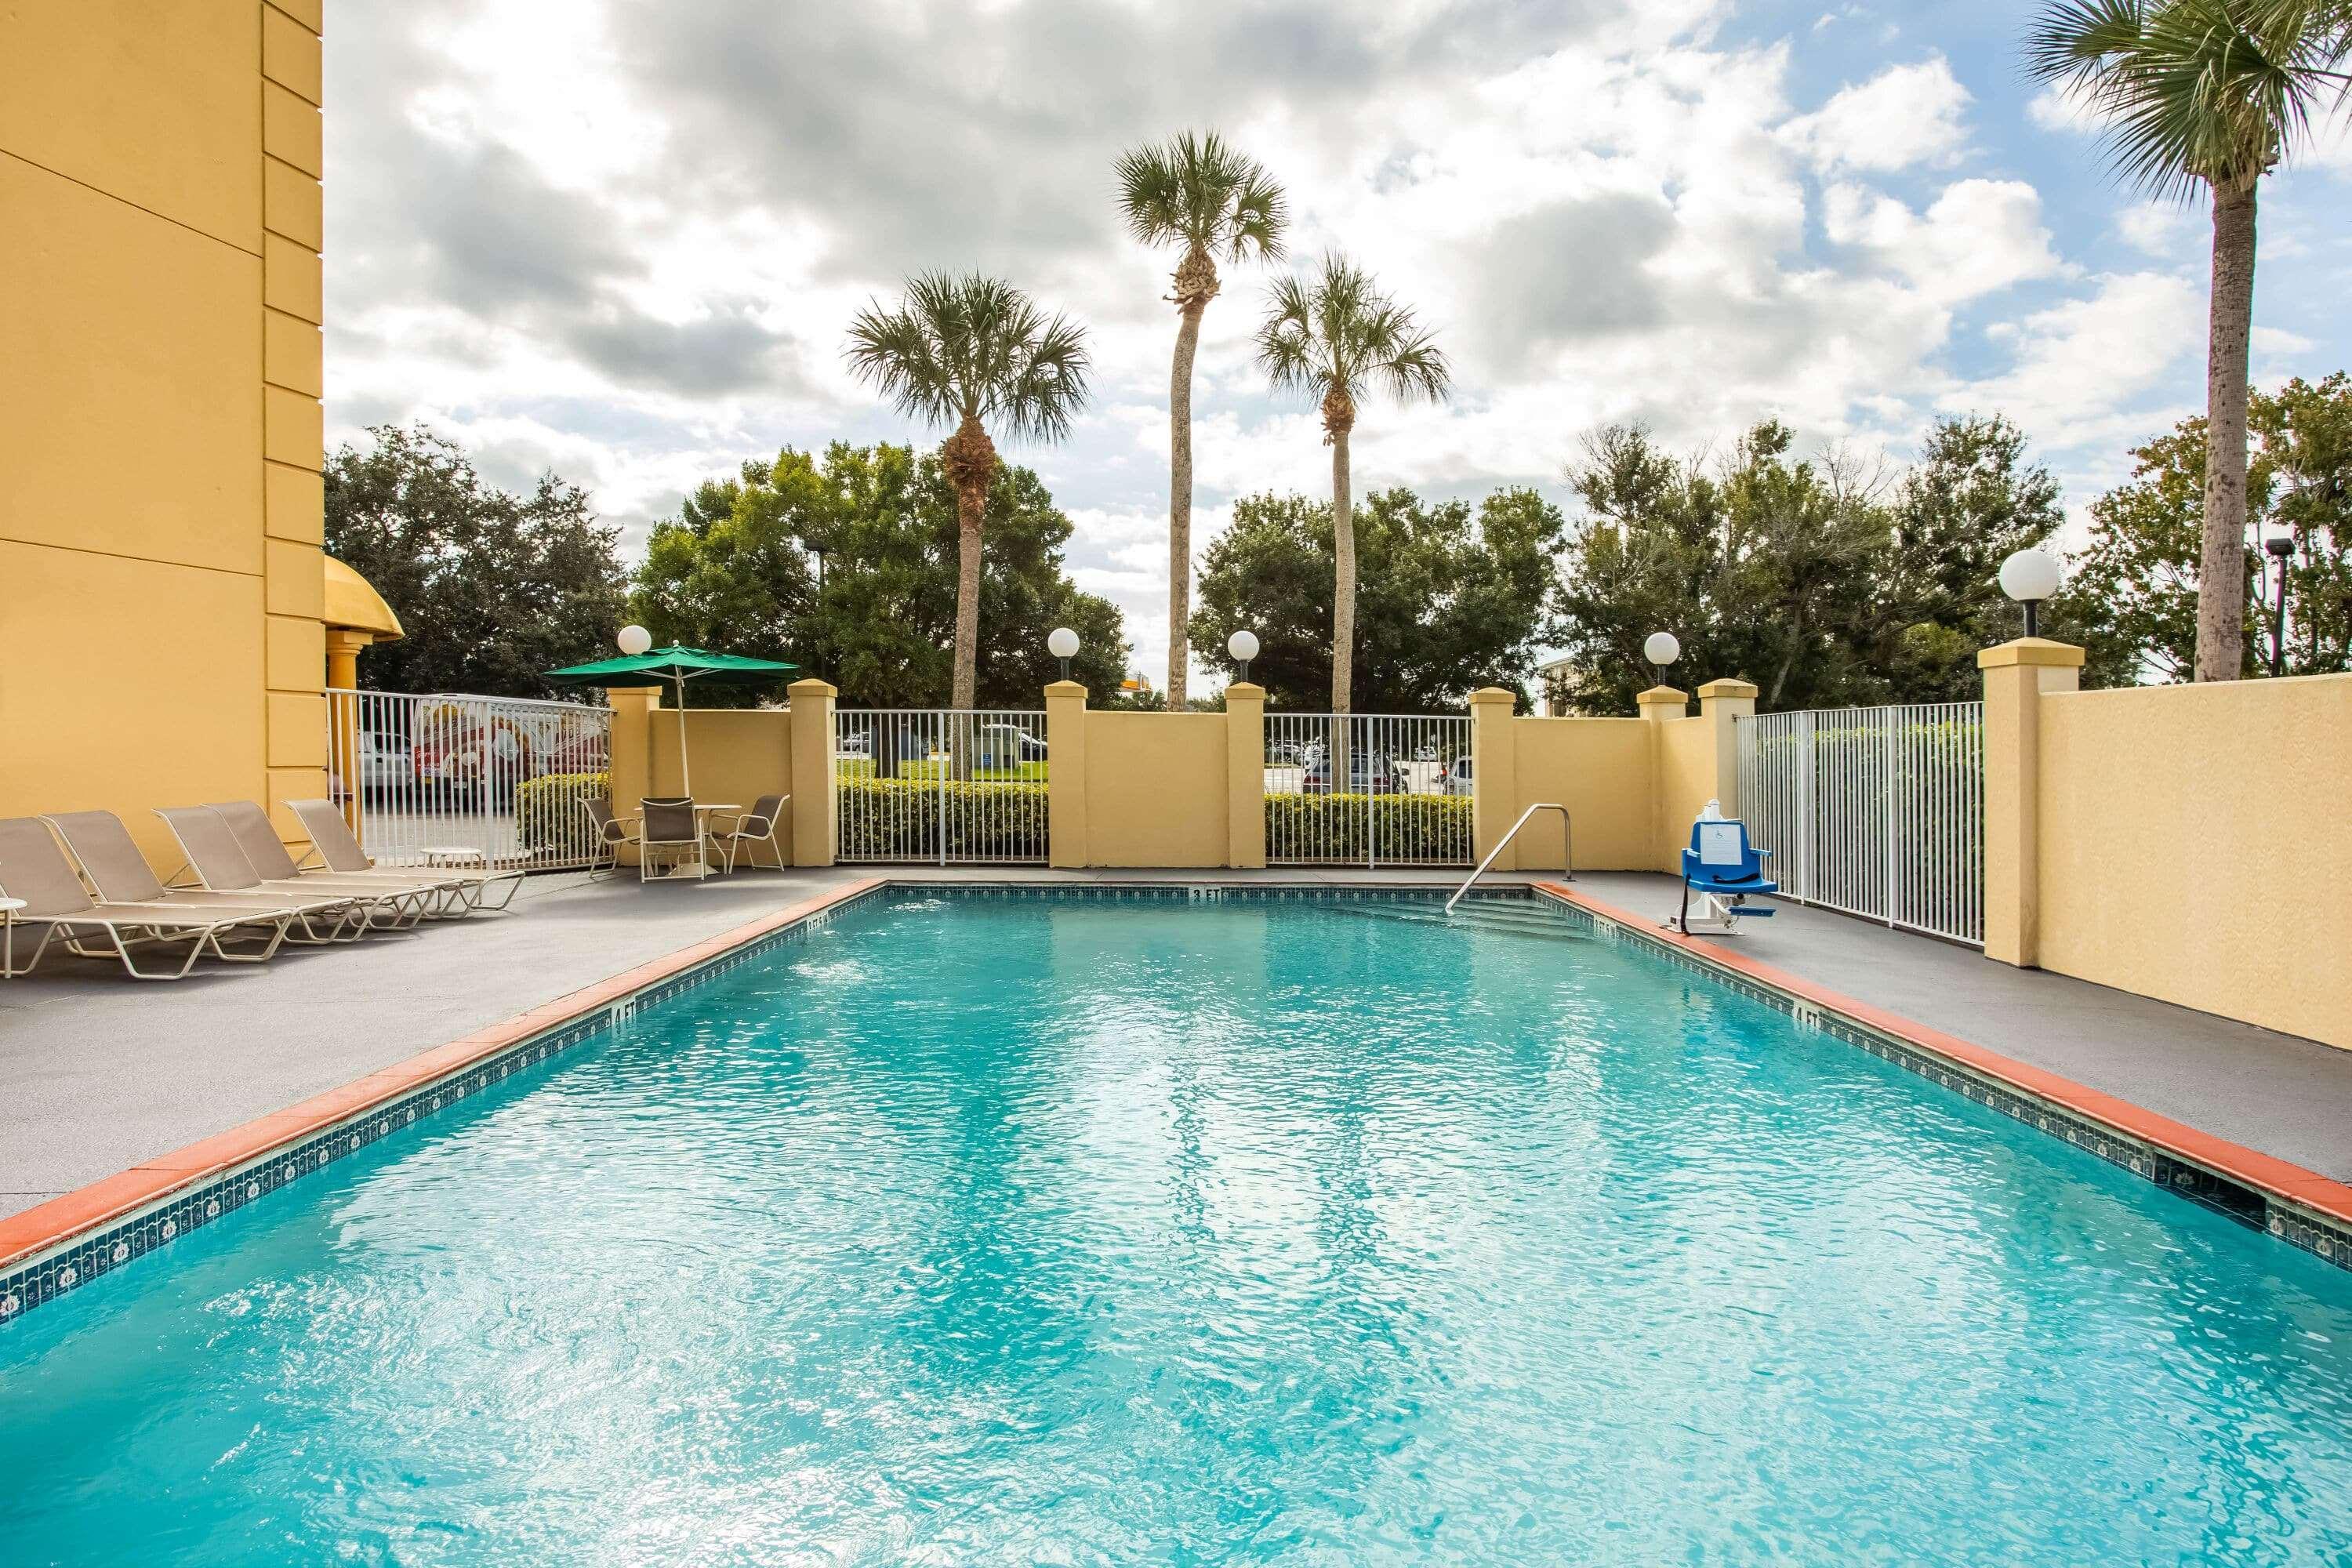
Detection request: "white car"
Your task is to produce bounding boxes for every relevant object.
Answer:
[1445,756,1474,797]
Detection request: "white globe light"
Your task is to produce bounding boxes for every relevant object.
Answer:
[1227,630,1260,664]
[1047,626,1080,661]
[1644,631,1681,666]
[1998,548,2063,604]
[616,624,652,656]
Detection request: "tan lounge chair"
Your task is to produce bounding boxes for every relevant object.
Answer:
[709,793,790,872]
[0,817,289,979]
[286,798,524,911]
[45,810,360,946]
[146,807,379,943]
[206,800,443,927]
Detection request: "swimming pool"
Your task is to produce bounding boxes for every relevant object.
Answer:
[5,890,2351,1564]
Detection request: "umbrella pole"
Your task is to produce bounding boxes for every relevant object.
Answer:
[674,674,691,797]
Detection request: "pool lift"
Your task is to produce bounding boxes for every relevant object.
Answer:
[1671,800,1779,936]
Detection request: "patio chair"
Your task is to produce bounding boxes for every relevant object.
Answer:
[0,817,290,979]
[285,799,524,912]
[708,793,789,873]
[1675,808,1778,936]
[637,797,706,883]
[46,810,361,946]
[148,807,380,943]
[581,796,637,881]
[206,800,445,928]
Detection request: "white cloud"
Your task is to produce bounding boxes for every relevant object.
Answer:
[1822,178,2064,304]
[1781,56,1971,172]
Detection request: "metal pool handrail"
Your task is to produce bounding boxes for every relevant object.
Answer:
[1446,803,1573,914]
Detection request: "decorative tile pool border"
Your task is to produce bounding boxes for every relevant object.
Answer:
[1531,882,2352,1276]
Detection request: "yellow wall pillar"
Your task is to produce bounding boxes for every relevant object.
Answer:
[1696,677,1757,817]
[1468,687,1520,870]
[607,685,658,864]
[1223,683,1266,869]
[1638,684,1689,870]
[1046,681,1089,869]
[325,630,371,831]
[1979,638,2084,968]
[787,678,836,868]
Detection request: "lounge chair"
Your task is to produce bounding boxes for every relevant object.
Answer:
[637,797,706,882]
[206,800,446,927]
[45,810,361,946]
[1675,809,1779,935]
[581,797,635,881]
[147,807,384,942]
[0,818,290,978]
[708,793,789,872]
[285,799,524,912]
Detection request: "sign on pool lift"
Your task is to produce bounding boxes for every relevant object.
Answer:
[1670,800,1779,936]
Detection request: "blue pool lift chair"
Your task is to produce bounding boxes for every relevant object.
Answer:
[1675,815,1778,935]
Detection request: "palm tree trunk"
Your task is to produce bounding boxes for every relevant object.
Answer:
[952,484,982,711]
[2197,174,2257,682]
[1330,423,1354,715]
[1167,296,1207,710]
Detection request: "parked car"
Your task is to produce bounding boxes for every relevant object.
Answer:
[409,703,537,806]
[977,724,1047,768]
[1302,748,1407,795]
[1445,755,1474,797]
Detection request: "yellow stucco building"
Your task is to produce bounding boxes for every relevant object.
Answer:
[0,0,393,867]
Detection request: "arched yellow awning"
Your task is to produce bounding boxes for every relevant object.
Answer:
[323,556,403,641]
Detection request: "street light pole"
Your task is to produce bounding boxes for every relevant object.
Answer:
[2266,534,2295,679]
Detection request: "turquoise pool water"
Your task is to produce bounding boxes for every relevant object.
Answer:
[5,892,2350,1564]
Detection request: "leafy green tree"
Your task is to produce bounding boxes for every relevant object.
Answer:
[2053,373,2352,684]
[632,441,1128,708]
[1188,485,1563,713]
[324,423,626,696]
[2026,0,2352,681]
[845,273,1091,710]
[1255,255,1451,713]
[1877,415,2067,701]
[1114,129,1287,709]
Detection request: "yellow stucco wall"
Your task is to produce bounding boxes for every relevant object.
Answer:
[1081,713,1230,868]
[648,710,797,854]
[1506,717,1657,871]
[1653,716,1719,871]
[1,1,328,867]
[2036,674,2352,1048]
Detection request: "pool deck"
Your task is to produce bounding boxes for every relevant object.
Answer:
[4,866,2349,1224]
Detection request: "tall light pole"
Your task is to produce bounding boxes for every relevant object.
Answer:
[808,543,830,678]
[2266,534,2295,678]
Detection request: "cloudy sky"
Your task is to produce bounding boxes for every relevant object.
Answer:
[322,0,2352,688]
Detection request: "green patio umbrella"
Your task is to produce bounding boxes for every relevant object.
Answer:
[544,639,797,797]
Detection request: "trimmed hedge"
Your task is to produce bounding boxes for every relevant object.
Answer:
[837,775,1049,860]
[515,770,608,855]
[1266,793,1472,864]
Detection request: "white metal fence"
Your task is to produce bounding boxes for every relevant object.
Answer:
[325,689,612,870]
[1264,713,1473,867]
[833,708,1050,864]
[1736,702,1985,944]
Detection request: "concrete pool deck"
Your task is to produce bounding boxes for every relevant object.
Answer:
[4,866,2350,1224]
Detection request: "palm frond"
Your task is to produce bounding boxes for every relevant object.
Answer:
[1115,129,1288,261]
[1254,252,1450,409]
[841,271,1091,446]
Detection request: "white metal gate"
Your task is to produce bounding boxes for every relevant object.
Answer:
[833,708,1050,864]
[1736,702,1985,944]
[325,689,612,870]
[1264,713,1472,867]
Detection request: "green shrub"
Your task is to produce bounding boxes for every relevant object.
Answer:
[515,771,608,855]
[1266,793,1472,864]
[836,775,1050,860]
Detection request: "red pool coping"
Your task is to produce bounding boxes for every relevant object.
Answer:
[0,877,886,1276]
[1531,881,2352,1232]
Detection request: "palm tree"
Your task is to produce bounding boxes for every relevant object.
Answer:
[1255,254,1451,713]
[2026,0,2350,681]
[1113,130,1287,710]
[845,272,1090,710]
